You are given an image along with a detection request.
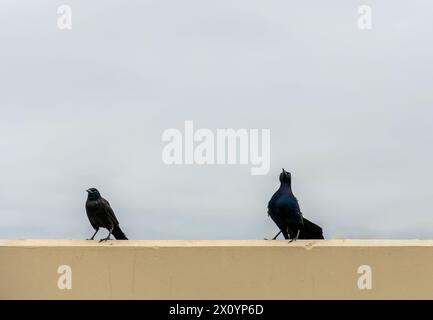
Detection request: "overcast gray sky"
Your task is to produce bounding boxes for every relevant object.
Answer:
[0,1,432,240]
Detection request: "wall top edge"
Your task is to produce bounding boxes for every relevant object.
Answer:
[1,239,433,248]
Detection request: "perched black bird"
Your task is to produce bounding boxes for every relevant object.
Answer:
[85,188,128,242]
[267,169,324,241]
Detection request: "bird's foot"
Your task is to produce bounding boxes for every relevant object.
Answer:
[288,230,300,243]
[99,237,111,243]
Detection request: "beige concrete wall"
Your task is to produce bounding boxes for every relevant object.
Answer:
[0,240,432,300]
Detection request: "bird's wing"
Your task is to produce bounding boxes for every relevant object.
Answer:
[100,198,120,226]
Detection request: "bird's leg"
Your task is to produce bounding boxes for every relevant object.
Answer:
[289,229,300,243]
[87,228,99,240]
[99,228,113,242]
[264,230,282,240]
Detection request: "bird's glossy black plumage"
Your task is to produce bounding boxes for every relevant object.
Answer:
[85,188,128,241]
[267,169,324,241]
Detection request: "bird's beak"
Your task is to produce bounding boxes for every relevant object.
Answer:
[282,168,286,173]
[86,189,91,193]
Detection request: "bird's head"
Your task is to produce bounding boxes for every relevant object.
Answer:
[86,188,101,200]
[279,168,291,184]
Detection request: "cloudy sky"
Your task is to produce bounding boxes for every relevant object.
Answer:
[0,1,432,240]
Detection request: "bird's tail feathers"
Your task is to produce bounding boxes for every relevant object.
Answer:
[112,225,128,240]
[299,217,324,239]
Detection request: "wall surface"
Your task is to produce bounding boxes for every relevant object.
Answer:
[0,240,432,300]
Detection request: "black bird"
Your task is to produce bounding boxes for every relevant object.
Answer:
[267,169,324,241]
[85,188,128,242]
